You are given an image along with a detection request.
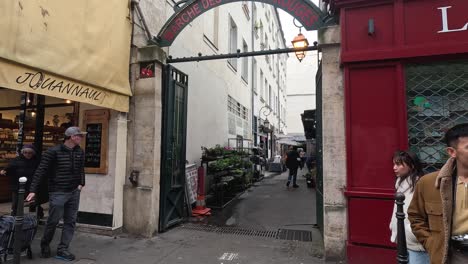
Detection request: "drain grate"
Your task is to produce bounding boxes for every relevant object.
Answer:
[181,224,278,239]
[277,229,313,242]
[180,224,312,242]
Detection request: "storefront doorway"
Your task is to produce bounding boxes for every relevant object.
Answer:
[0,89,77,204]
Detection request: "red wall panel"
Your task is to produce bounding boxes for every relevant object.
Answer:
[347,242,396,264]
[348,197,395,246]
[347,65,404,190]
[403,0,468,46]
[344,3,395,52]
[341,0,468,62]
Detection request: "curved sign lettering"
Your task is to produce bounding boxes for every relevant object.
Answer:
[155,0,325,47]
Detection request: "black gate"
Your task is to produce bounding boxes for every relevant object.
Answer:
[159,65,189,232]
[315,61,324,233]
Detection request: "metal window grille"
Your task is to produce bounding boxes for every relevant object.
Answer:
[406,61,468,173]
[228,96,249,121]
[228,113,236,135]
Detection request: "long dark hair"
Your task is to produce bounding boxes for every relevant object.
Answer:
[392,150,424,192]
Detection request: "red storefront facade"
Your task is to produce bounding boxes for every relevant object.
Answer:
[325,0,468,263]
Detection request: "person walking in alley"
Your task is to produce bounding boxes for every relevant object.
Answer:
[389,150,429,264]
[285,146,300,188]
[408,123,468,264]
[26,126,87,261]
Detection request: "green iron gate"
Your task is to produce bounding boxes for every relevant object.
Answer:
[406,61,468,173]
[315,61,324,233]
[159,65,189,232]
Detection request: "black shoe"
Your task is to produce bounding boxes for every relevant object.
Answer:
[40,244,51,258]
[56,250,76,261]
[286,181,290,187]
[293,184,299,188]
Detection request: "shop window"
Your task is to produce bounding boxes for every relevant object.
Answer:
[406,61,468,173]
[0,91,77,202]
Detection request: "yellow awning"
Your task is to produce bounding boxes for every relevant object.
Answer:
[0,1,132,112]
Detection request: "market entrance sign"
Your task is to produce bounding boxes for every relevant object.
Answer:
[155,0,325,47]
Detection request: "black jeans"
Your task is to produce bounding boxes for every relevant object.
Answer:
[41,189,80,251]
[451,244,468,263]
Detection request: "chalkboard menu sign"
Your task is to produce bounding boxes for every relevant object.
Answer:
[82,109,109,174]
[85,124,102,168]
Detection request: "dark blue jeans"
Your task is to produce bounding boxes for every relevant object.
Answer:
[288,168,298,185]
[41,189,80,251]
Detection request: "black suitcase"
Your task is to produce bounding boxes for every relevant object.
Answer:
[0,215,38,262]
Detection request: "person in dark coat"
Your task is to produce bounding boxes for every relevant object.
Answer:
[285,146,300,188]
[27,126,86,261]
[0,144,42,217]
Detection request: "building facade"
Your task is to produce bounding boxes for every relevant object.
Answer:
[167,2,288,163]
[0,1,131,233]
[318,0,468,262]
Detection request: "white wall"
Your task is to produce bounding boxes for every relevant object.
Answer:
[285,56,318,133]
[286,94,316,133]
[78,104,126,229]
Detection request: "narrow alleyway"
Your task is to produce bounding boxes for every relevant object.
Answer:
[202,168,318,233]
[10,170,327,264]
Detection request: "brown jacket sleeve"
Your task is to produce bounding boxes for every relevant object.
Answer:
[408,180,430,246]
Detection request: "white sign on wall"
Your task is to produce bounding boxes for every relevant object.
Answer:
[437,6,468,33]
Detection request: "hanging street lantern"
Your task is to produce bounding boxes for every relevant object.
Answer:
[291,32,309,62]
[263,118,270,128]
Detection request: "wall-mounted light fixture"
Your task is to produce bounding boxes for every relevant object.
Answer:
[129,170,139,186]
[258,106,272,133]
[368,18,375,36]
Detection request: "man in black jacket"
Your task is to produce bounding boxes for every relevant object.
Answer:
[27,126,86,261]
[285,146,300,188]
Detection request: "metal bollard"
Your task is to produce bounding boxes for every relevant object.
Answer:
[13,177,27,264]
[395,192,409,264]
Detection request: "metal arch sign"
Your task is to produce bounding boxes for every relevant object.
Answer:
[155,0,326,47]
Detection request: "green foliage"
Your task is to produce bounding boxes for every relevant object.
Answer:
[208,155,242,172]
[202,144,250,158]
[203,144,225,157]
